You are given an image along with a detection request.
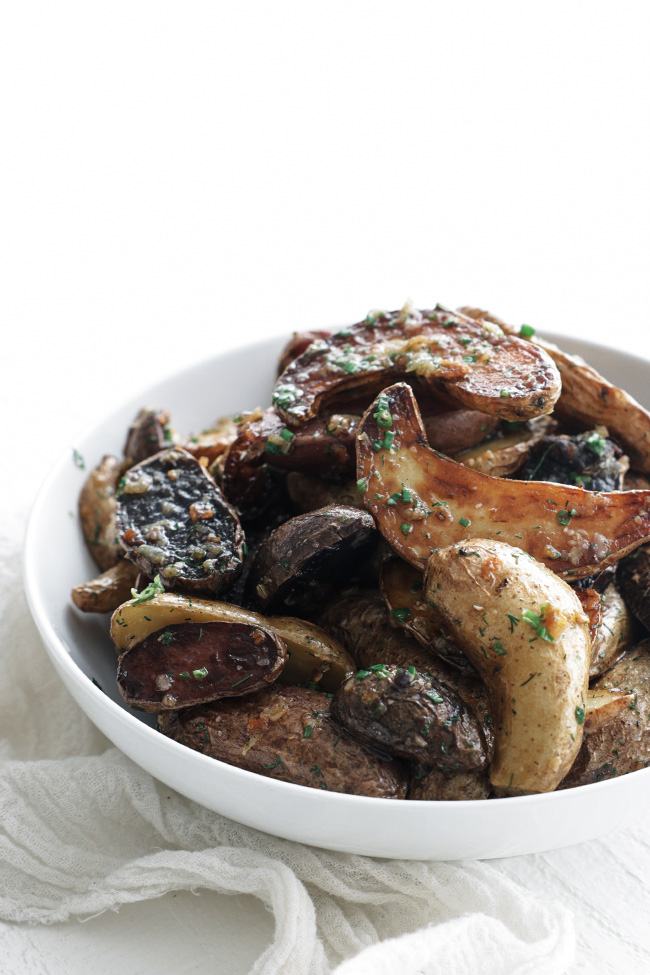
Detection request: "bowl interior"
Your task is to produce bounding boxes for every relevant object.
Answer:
[24,331,650,860]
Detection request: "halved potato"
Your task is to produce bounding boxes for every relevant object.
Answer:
[356,383,650,580]
[423,538,592,795]
[273,303,561,426]
[78,454,122,571]
[459,306,650,473]
[110,592,354,692]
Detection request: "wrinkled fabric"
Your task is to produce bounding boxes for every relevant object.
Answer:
[0,530,574,975]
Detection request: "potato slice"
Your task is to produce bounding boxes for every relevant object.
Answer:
[110,592,354,692]
[356,383,650,580]
[423,538,591,794]
[273,303,561,426]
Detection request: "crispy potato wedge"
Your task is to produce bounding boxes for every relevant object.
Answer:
[460,306,650,473]
[455,416,557,477]
[356,383,650,580]
[424,539,591,795]
[273,303,561,426]
[71,560,141,614]
[111,592,354,692]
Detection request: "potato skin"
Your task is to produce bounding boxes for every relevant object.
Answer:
[331,666,489,770]
[590,583,636,678]
[616,544,650,632]
[273,304,561,425]
[409,767,490,801]
[159,685,408,798]
[71,560,140,614]
[78,454,122,571]
[357,382,650,580]
[117,620,287,712]
[316,587,494,756]
[247,505,376,611]
[561,642,650,787]
[424,539,591,795]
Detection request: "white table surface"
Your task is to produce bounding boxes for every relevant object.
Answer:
[2,2,650,972]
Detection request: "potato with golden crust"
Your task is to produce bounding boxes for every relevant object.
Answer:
[159,684,408,798]
[424,538,592,795]
[356,383,650,581]
[459,306,650,474]
[273,302,561,426]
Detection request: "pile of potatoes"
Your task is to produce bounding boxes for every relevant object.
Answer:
[72,302,650,798]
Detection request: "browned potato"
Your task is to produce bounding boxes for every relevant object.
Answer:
[590,583,636,677]
[331,665,489,770]
[78,454,122,570]
[379,558,466,668]
[117,619,287,711]
[409,767,490,801]
[159,684,408,798]
[561,642,650,787]
[247,505,376,611]
[424,539,592,795]
[71,560,141,614]
[273,303,561,426]
[573,587,602,648]
[459,306,650,473]
[111,592,354,693]
[356,383,650,580]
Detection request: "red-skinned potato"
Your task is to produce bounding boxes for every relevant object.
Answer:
[111,592,355,693]
[272,303,561,427]
[356,383,650,581]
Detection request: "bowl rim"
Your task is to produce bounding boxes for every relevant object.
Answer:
[22,326,650,816]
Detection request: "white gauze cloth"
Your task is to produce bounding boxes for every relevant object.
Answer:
[0,530,575,975]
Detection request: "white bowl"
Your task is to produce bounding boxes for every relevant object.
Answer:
[24,332,650,860]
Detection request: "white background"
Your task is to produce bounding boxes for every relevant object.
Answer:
[2,2,649,972]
